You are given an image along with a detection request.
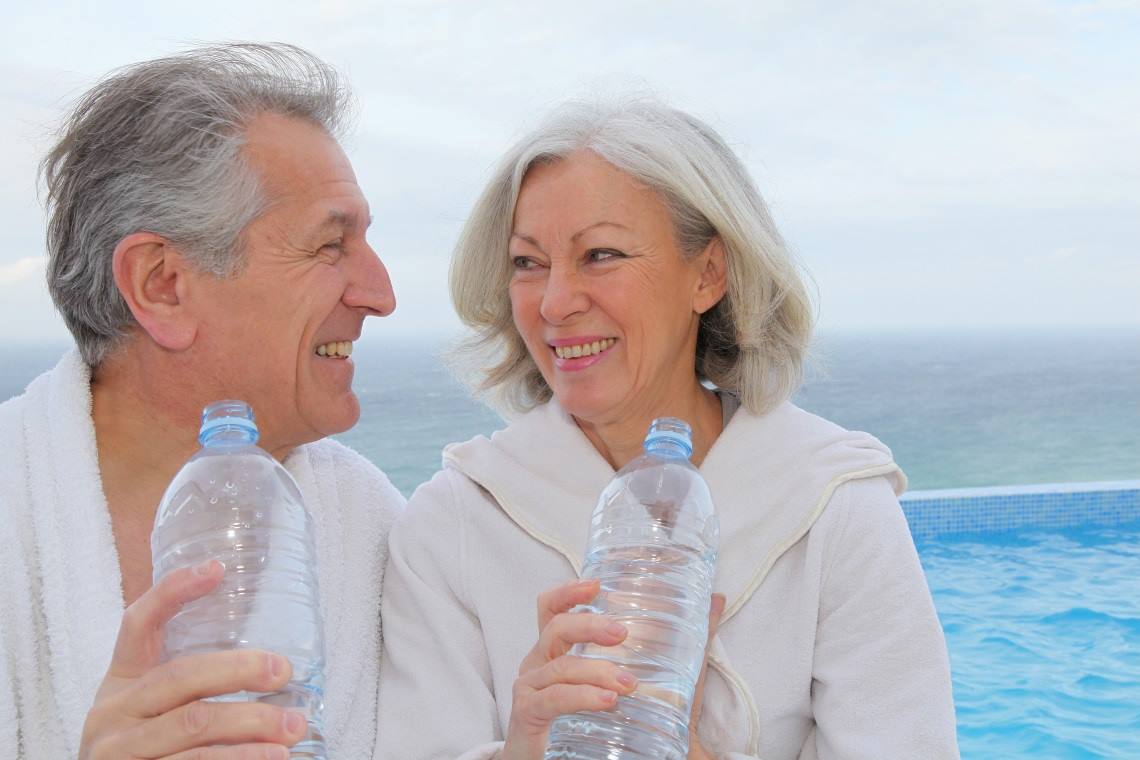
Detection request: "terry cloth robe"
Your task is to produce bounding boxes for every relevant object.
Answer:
[0,349,404,759]
[378,399,959,760]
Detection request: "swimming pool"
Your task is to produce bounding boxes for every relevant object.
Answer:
[905,483,1140,759]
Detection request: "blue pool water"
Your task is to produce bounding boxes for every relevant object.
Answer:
[919,524,1140,759]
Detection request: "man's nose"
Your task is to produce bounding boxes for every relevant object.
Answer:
[344,243,396,317]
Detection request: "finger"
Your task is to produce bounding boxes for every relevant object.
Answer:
[108,560,225,680]
[536,579,599,631]
[708,593,726,639]
[520,613,627,674]
[120,699,308,758]
[126,648,292,719]
[166,744,291,760]
[539,612,627,663]
[517,654,638,695]
[512,683,619,728]
[690,593,727,729]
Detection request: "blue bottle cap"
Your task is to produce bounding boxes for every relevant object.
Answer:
[644,417,693,458]
[198,400,260,445]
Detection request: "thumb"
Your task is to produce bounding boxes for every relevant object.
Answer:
[106,560,224,679]
[690,593,726,727]
[708,593,726,639]
[688,593,726,757]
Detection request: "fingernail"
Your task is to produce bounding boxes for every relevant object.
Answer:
[284,711,306,734]
[617,671,637,688]
[269,653,287,678]
[602,689,618,704]
[192,560,217,576]
[605,622,626,638]
[265,747,288,760]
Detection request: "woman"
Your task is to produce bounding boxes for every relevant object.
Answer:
[377,99,959,759]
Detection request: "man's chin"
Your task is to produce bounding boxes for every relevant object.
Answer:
[311,393,362,440]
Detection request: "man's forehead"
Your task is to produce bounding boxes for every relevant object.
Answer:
[243,113,357,192]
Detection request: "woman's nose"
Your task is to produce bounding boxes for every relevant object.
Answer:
[539,265,589,324]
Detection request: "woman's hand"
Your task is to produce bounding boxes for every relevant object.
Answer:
[688,594,727,760]
[501,579,638,760]
[79,560,309,760]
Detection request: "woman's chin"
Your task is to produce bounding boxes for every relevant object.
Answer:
[551,387,618,425]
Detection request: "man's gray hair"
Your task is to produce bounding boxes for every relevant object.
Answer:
[450,97,814,415]
[40,42,352,366]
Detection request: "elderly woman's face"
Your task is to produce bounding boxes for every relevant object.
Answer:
[509,150,716,427]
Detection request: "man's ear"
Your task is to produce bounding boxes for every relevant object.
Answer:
[111,232,198,351]
[693,237,728,315]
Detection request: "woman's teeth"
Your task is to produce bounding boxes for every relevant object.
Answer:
[554,338,616,359]
[316,340,353,358]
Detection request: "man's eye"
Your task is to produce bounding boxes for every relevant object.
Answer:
[321,242,345,257]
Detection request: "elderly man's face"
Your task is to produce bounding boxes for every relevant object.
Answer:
[190,113,394,452]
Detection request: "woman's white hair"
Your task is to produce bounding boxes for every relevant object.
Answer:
[451,97,814,415]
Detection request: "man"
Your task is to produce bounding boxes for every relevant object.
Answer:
[0,44,404,758]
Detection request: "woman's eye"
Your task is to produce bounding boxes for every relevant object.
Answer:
[511,256,537,270]
[588,248,624,262]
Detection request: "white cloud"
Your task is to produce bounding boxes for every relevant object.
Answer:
[0,0,1137,338]
[0,255,45,285]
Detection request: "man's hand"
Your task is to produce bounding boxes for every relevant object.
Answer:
[79,560,308,760]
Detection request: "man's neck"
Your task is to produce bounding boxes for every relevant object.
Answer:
[89,341,307,605]
[90,347,209,605]
[91,350,202,524]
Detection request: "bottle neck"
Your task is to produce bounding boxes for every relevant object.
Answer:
[645,438,691,460]
[643,417,693,460]
[198,400,260,447]
[200,424,258,447]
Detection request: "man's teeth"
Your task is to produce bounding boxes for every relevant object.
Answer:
[554,338,616,359]
[316,340,353,358]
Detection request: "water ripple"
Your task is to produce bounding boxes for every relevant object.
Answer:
[920,525,1140,759]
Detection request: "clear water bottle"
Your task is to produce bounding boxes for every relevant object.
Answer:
[152,400,327,759]
[546,417,719,760]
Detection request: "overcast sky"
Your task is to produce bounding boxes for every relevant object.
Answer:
[2,1,1137,345]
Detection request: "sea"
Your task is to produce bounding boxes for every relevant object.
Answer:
[3,327,1138,497]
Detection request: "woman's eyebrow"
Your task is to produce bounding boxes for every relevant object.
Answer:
[509,231,541,247]
[571,221,630,241]
[510,221,631,248]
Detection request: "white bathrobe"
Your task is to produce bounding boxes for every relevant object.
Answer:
[378,400,959,760]
[0,349,404,759]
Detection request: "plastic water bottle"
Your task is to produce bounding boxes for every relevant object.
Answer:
[546,417,719,760]
[151,400,327,759]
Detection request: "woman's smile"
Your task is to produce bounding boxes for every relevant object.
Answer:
[549,337,618,371]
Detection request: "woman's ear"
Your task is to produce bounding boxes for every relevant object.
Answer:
[693,237,728,315]
[111,232,198,351]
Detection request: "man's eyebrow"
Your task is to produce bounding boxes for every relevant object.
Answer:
[316,210,372,233]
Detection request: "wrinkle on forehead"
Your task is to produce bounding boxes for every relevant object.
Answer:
[241,112,359,202]
[512,153,672,251]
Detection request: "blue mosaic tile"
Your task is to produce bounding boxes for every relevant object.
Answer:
[899,481,1140,539]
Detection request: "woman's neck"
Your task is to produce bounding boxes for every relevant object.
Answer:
[575,381,724,470]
